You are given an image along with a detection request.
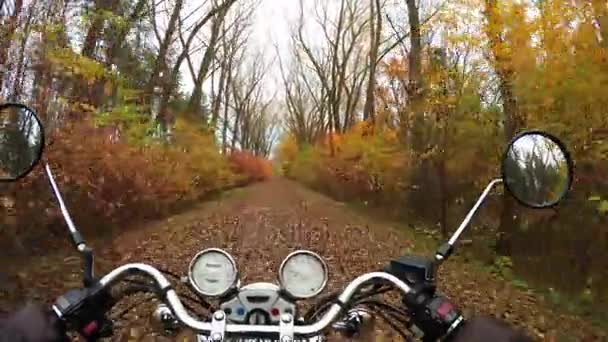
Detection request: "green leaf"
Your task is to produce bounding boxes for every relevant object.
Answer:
[588,195,601,201]
[511,278,529,289]
[597,200,608,214]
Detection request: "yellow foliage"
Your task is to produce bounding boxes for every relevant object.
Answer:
[350,121,375,136]
[162,118,237,192]
[276,134,299,167]
[279,123,410,198]
[47,48,106,81]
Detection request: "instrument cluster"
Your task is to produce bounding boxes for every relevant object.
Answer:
[188,249,328,323]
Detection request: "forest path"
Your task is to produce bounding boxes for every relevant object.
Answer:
[1,178,605,341]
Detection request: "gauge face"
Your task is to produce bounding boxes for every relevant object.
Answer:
[189,249,237,297]
[279,251,328,299]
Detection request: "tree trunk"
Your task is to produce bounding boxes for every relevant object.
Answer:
[437,157,448,237]
[362,0,382,123]
[405,0,425,151]
[11,4,34,100]
[146,0,184,136]
[156,0,234,131]
[484,0,524,256]
[434,48,450,238]
[221,62,233,154]
[221,91,230,153]
[231,110,241,150]
[592,0,608,47]
[81,0,115,58]
[211,60,227,129]
[79,0,119,108]
[147,0,184,100]
[188,13,225,118]
[0,0,23,92]
[105,0,147,67]
[495,75,523,255]
[156,67,176,142]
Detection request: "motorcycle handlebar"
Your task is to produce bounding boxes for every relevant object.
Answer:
[92,263,412,338]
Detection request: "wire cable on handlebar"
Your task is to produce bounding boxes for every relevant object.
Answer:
[356,299,410,326]
[114,293,155,319]
[304,282,395,321]
[353,281,412,340]
[354,284,392,300]
[153,268,215,311]
[304,290,341,321]
[155,267,182,280]
[371,308,411,340]
[115,278,209,317]
[302,279,413,339]
[306,300,334,322]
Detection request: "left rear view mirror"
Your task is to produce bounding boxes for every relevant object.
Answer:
[0,103,45,181]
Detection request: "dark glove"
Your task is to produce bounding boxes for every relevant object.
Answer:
[0,303,66,342]
[450,315,534,342]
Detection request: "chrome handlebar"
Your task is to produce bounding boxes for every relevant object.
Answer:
[97,263,412,338]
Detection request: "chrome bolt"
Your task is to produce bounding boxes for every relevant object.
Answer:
[211,332,223,341]
[214,311,225,320]
[281,313,292,323]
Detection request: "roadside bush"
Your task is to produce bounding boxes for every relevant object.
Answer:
[228,151,273,183]
[276,134,299,176]
[280,123,410,205]
[0,117,264,256]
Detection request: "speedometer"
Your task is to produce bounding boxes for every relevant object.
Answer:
[188,248,238,297]
[279,250,328,299]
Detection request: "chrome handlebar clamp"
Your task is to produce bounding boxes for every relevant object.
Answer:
[280,313,295,342]
[210,311,227,341]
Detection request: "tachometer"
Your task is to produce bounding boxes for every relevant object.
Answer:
[189,248,238,297]
[279,250,328,299]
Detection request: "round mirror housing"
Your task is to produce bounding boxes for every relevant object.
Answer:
[501,131,573,208]
[0,103,45,181]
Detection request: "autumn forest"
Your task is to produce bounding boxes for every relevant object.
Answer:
[1,0,607,340]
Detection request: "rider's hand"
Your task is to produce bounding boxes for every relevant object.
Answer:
[450,315,534,342]
[0,303,66,342]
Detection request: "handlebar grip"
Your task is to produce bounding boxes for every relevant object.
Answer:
[53,286,114,340]
[403,292,465,341]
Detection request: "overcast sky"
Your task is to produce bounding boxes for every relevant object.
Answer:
[173,0,447,96]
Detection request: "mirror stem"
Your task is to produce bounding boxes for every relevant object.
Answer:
[435,178,503,263]
[44,163,95,286]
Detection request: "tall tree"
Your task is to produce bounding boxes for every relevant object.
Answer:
[154,0,237,138]
[362,0,383,122]
[405,0,425,151]
[483,0,524,256]
[294,0,370,137]
[0,0,24,92]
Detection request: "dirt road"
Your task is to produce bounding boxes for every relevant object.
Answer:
[1,178,605,341]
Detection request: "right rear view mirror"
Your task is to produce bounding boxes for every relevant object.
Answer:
[502,131,573,208]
